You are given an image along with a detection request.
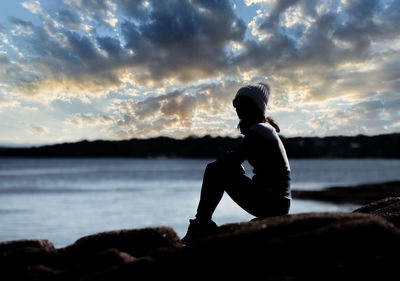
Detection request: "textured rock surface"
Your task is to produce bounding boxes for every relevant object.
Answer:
[92,212,399,280]
[1,199,400,281]
[0,227,182,281]
[353,197,400,227]
[0,239,61,280]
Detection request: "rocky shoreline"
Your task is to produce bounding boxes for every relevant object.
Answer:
[292,181,400,204]
[1,195,400,280]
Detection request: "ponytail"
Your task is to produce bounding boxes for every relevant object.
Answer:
[266,116,280,133]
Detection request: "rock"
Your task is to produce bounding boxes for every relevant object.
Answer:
[15,265,63,281]
[2,202,400,281]
[353,197,400,227]
[60,247,136,280]
[0,239,58,266]
[58,227,182,279]
[177,212,399,280]
[292,181,400,204]
[60,226,182,258]
[0,239,62,280]
[83,212,400,280]
[0,239,55,252]
[0,227,182,281]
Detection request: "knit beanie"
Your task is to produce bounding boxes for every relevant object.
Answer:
[234,82,270,116]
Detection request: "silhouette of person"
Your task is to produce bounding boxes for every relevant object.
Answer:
[182,82,291,244]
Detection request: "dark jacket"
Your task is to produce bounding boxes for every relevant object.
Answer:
[233,122,291,200]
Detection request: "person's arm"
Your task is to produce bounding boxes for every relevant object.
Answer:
[217,136,247,166]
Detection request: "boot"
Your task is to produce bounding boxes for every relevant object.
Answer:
[181,219,218,244]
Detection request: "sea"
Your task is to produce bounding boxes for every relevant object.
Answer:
[1,158,400,248]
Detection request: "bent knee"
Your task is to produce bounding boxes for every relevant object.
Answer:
[205,161,219,173]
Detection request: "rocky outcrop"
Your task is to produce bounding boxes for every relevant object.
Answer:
[292,181,400,204]
[0,239,61,280]
[1,198,400,281]
[0,227,182,281]
[353,197,400,228]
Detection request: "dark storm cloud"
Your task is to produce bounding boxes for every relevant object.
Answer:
[117,0,148,19]
[66,32,99,61]
[1,0,248,98]
[120,21,142,50]
[119,0,247,82]
[56,9,83,29]
[61,0,247,78]
[138,0,244,45]
[96,36,123,58]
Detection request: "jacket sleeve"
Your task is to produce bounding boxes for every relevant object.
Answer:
[216,137,247,166]
[229,129,264,163]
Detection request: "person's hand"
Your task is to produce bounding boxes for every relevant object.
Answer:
[217,151,235,163]
[217,151,245,174]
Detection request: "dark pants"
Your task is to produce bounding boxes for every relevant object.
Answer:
[195,161,290,221]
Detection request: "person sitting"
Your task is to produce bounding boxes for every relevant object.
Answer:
[182,82,291,244]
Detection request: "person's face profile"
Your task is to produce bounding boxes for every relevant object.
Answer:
[233,96,256,120]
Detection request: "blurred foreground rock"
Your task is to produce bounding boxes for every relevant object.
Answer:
[1,197,400,281]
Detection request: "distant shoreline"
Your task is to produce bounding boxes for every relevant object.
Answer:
[292,181,400,205]
[1,133,399,158]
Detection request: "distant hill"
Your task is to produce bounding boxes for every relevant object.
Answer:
[0,133,399,158]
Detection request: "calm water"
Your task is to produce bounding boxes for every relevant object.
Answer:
[1,158,400,248]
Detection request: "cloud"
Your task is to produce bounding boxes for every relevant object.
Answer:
[96,36,124,58]
[64,113,114,127]
[119,0,247,83]
[1,0,248,102]
[5,0,398,102]
[63,0,118,27]
[0,0,399,140]
[235,0,400,107]
[21,0,42,14]
[0,96,20,110]
[26,124,49,135]
[306,96,400,136]
[110,79,245,138]
[0,22,124,102]
[10,17,35,36]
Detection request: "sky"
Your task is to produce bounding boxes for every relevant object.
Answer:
[0,0,399,146]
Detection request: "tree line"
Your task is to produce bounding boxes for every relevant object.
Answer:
[1,133,399,158]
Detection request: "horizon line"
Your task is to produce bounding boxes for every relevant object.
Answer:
[1,132,399,149]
